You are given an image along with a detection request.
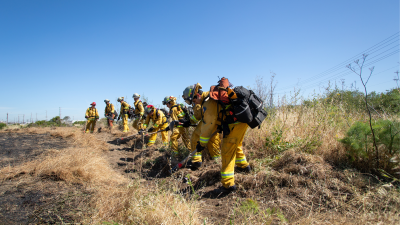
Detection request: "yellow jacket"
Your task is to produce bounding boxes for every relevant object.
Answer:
[143,109,167,129]
[168,100,186,121]
[199,95,223,147]
[85,107,99,120]
[120,102,130,115]
[105,103,115,115]
[134,101,144,116]
[190,91,209,124]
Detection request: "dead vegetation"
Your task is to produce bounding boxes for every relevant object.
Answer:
[1,102,399,224]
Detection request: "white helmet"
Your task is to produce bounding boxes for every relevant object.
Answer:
[104,99,110,103]
[132,93,140,98]
[117,97,124,102]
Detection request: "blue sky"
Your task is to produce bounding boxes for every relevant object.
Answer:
[0,0,399,122]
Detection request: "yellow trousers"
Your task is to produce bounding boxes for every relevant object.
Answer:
[221,122,249,188]
[122,114,129,132]
[170,127,191,154]
[86,120,96,133]
[132,117,144,131]
[191,122,221,162]
[147,123,169,146]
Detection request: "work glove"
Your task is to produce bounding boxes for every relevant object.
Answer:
[85,116,89,119]
[179,119,191,127]
[165,126,170,131]
[195,141,205,152]
[148,127,155,133]
[117,116,120,121]
[138,129,145,135]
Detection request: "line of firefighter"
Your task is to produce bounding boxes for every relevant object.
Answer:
[84,82,252,194]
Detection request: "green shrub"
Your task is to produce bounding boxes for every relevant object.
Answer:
[27,120,68,128]
[0,123,6,130]
[340,119,400,173]
[73,121,86,125]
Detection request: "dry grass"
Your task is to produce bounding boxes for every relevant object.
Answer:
[0,127,200,224]
[1,100,399,224]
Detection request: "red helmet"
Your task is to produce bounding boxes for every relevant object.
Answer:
[90,102,96,106]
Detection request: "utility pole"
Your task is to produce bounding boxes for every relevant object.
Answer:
[23,114,25,124]
[394,70,399,88]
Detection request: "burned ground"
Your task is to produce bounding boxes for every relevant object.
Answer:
[0,132,69,168]
[0,127,399,224]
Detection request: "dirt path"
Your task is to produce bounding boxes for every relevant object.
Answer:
[96,130,241,224]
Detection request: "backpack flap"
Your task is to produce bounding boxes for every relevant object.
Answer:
[248,108,268,129]
[233,100,253,123]
[248,94,263,110]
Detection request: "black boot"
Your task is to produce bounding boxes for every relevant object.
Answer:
[191,162,202,170]
[235,165,251,173]
[213,185,237,195]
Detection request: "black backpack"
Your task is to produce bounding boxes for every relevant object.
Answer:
[159,108,170,120]
[170,104,191,121]
[231,86,268,129]
[128,106,135,119]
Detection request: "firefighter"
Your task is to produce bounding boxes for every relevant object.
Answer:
[143,105,169,146]
[182,83,221,169]
[182,79,251,194]
[163,96,191,155]
[104,99,115,129]
[85,102,99,133]
[117,97,130,132]
[132,93,144,131]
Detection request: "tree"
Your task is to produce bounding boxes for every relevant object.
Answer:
[63,116,71,121]
[49,116,60,123]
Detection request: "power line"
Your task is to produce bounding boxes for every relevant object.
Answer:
[276,32,400,91]
[277,38,399,91]
[276,50,399,95]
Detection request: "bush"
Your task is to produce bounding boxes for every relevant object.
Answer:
[73,121,86,126]
[0,123,6,130]
[340,119,400,174]
[27,120,68,128]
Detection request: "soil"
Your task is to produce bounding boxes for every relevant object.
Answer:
[0,127,392,224]
[0,131,92,224]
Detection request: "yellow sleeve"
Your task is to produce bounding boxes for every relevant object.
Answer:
[85,108,89,117]
[138,102,144,115]
[111,104,115,113]
[170,107,179,121]
[199,100,219,147]
[95,108,99,118]
[191,104,202,123]
[143,115,150,129]
[153,110,163,128]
